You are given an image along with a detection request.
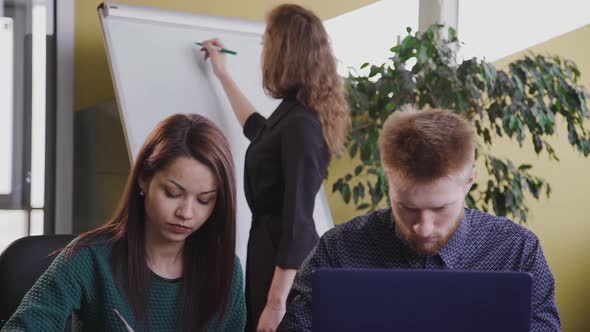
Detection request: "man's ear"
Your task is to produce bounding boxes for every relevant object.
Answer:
[383,167,405,193]
[465,165,477,192]
[383,167,393,187]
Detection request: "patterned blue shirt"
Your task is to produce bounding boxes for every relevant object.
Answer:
[278,208,560,331]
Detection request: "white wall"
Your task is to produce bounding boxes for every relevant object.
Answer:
[325,0,419,75]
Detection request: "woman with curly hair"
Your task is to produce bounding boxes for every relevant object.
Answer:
[201,4,349,331]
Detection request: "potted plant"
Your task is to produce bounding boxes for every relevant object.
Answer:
[332,24,590,222]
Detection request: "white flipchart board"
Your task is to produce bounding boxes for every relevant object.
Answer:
[98,2,334,270]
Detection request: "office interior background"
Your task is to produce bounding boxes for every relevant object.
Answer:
[0,0,588,330]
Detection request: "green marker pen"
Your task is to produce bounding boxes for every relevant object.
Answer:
[195,42,237,55]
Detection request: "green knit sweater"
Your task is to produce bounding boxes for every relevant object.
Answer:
[1,238,246,331]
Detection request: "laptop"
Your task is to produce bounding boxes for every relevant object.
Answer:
[312,268,533,332]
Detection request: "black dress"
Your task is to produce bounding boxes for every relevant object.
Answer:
[242,97,330,330]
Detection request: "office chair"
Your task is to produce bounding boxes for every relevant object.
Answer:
[0,234,77,327]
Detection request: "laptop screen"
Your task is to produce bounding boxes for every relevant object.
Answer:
[312,269,532,332]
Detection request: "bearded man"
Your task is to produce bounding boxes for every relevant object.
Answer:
[278,107,560,332]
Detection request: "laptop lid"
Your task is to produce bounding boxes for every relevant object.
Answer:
[312,268,533,332]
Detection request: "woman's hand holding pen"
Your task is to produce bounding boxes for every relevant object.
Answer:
[200,37,256,127]
[201,38,228,79]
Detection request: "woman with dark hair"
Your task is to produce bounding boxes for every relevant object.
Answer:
[2,114,246,331]
[201,4,350,331]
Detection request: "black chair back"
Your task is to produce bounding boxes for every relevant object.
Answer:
[0,234,76,324]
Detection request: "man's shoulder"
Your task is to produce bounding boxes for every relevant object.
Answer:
[466,208,539,246]
[325,208,392,241]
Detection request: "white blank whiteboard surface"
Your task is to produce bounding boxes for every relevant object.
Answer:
[98,2,334,269]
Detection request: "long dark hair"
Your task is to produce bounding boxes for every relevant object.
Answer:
[72,114,237,330]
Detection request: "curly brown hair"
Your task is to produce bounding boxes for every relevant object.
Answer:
[262,4,350,155]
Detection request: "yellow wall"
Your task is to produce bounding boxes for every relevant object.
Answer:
[74,0,377,111]
[327,24,590,330]
[491,25,590,331]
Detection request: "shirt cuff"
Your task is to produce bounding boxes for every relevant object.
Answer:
[243,112,266,141]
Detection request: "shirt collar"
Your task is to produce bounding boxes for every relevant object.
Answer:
[266,97,299,129]
[438,208,471,269]
[391,207,472,269]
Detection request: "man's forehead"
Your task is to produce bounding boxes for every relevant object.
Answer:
[386,167,470,188]
[389,176,464,207]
